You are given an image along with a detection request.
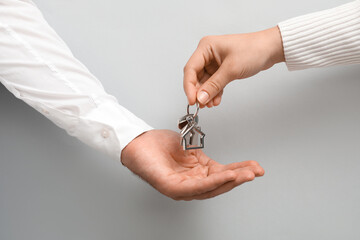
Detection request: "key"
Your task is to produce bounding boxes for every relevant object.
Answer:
[179,115,196,145]
[178,103,205,150]
[177,114,198,130]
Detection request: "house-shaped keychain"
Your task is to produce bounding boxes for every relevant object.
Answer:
[178,103,205,150]
[181,126,205,150]
[180,119,205,150]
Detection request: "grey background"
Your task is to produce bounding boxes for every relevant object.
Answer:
[1,0,360,239]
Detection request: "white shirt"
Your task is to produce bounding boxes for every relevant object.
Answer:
[279,0,360,70]
[1,0,359,161]
[0,0,153,161]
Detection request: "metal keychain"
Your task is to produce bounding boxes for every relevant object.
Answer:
[178,103,205,150]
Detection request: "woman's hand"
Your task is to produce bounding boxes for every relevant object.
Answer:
[121,129,264,200]
[183,26,285,108]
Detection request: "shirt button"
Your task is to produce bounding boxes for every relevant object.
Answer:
[42,108,49,114]
[101,129,109,139]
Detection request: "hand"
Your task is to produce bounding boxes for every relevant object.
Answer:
[121,129,264,200]
[183,26,285,108]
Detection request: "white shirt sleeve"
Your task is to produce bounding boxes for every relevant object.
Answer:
[0,0,153,161]
[278,0,360,71]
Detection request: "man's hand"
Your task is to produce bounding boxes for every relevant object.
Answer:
[121,129,264,200]
[184,26,285,108]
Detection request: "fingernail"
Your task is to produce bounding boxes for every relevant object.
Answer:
[198,91,209,104]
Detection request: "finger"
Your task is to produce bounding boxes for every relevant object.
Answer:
[213,90,223,106]
[199,71,211,84]
[197,60,235,105]
[185,64,211,106]
[186,47,207,73]
[242,165,265,177]
[221,164,264,177]
[222,160,260,171]
[170,170,237,198]
[183,69,198,105]
[197,152,261,172]
[208,160,264,178]
[180,169,256,201]
[184,48,207,105]
[199,103,206,109]
[196,165,265,200]
[213,95,222,106]
[206,100,214,108]
[199,69,216,108]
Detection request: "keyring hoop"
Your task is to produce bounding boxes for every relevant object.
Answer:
[187,102,199,118]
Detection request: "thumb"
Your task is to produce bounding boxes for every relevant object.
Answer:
[197,63,234,105]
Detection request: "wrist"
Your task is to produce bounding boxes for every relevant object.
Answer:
[265,26,285,66]
[120,130,152,166]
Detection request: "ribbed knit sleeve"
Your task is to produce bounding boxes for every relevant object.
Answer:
[278,1,360,71]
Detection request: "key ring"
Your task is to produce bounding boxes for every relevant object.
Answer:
[187,102,199,118]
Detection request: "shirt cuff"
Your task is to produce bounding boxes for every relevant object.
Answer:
[66,97,153,161]
[278,0,360,71]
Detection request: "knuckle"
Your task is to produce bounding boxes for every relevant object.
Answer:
[247,160,259,166]
[246,171,255,181]
[226,170,237,180]
[200,35,211,44]
[183,64,190,73]
[207,80,222,93]
[199,35,216,46]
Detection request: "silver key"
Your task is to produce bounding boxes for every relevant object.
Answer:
[178,103,205,150]
[177,114,198,130]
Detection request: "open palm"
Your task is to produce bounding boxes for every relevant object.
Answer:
[121,129,264,200]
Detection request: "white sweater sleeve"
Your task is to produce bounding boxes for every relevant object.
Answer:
[278,0,360,71]
[0,0,153,160]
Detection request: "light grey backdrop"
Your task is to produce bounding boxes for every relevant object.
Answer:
[1,0,360,239]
